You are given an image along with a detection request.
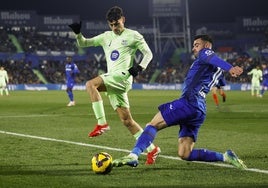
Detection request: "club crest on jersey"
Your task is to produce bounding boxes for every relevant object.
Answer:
[204,49,214,56]
[121,40,128,46]
[110,50,120,61]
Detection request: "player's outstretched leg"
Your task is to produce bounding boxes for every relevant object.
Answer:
[224,149,247,170]
[112,154,139,167]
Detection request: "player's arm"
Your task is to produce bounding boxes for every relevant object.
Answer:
[228,66,243,77]
[128,32,153,77]
[199,49,243,77]
[136,36,153,70]
[247,70,253,75]
[199,49,232,71]
[68,21,96,47]
[76,34,96,47]
[5,72,9,84]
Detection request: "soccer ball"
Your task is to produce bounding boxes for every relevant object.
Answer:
[91,152,113,174]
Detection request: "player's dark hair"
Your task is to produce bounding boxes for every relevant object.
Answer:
[194,34,213,45]
[106,6,124,22]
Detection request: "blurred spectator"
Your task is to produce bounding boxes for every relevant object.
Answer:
[0,26,268,85]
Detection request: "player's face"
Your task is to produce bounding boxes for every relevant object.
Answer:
[66,57,72,63]
[192,39,211,58]
[192,39,205,57]
[108,17,125,35]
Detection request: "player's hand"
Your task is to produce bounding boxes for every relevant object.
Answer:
[68,21,82,34]
[128,65,143,77]
[229,66,243,77]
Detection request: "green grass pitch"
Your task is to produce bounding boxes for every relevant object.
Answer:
[0,90,267,187]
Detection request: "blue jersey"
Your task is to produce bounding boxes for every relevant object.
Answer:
[65,62,79,85]
[215,70,226,89]
[158,48,233,140]
[262,67,268,86]
[181,48,232,113]
[158,49,232,141]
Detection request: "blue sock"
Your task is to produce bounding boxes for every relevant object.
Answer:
[131,125,157,157]
[67,90,73,101]
[261,88,264,95]
[187,149,224,162]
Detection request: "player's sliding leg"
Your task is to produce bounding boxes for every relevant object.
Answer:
[223,150,247,169]
[186,149,224,162]
[113,125,157,167]
[113,126,246,170]
[133,129,161,165]
[186,149,247,169]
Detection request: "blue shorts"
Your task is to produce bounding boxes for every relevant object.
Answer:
[158,97,205,142]
[262,80,268,87]
[67,81,74,89]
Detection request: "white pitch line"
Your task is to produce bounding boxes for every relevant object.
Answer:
[0,114,61,118]
[0,112,153,118]
[0,130,267,175]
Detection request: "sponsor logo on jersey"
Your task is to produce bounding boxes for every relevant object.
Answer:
[110,50,120,61]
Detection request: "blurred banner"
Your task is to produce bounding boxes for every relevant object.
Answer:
[1,10,266,35]
[38,15,80,31]
[0,10,37,27]
[149,0,185,17]
[7,83,249,91]
[236,16,268,33]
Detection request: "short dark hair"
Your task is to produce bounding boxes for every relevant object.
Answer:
[194,34,213,45]
[106,6,124,22]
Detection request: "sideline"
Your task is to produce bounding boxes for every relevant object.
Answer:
[1,130,267,175]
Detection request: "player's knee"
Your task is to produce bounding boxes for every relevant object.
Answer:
[178,154,191,160]
[86,80,98,92]
[178,150,191,160]
[86,80,93,89]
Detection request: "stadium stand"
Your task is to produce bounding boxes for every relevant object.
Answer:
[0,24,267,85]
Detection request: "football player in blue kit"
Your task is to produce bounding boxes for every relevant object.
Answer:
[260,63,268,97]
[113,34,247,170]
[65,56,80,107]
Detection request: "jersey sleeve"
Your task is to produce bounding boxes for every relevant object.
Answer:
[247,69,253,75]
[199,48,232,71]
[133,31,153,70]
[5,71,9,82]
[76,33,105,47]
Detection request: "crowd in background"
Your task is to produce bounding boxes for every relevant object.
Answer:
[0,27,267,85]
